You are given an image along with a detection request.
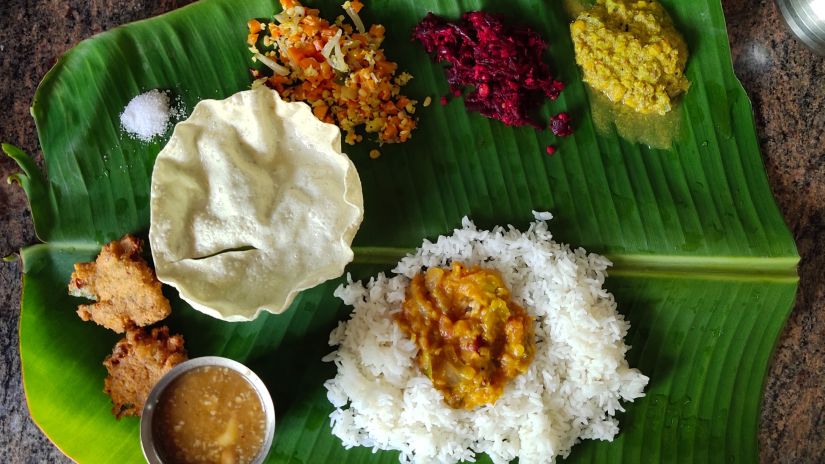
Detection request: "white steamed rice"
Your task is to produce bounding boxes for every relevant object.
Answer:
[323,212,648,464]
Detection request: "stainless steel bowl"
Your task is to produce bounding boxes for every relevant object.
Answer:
[140,356,276,464]
[776,0,825,55]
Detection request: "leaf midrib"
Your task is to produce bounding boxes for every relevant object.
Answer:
[19,239,800,291]
[350,246,798,281]
[23,242,799,280]
[21,240,799,279]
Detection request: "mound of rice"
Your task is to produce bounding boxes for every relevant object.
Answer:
[324,212,648,464]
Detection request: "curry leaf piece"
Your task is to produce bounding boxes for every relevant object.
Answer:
[14,0,798,463]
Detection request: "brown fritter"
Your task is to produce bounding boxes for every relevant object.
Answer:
[68,235,171,333]
[103,326,187,418]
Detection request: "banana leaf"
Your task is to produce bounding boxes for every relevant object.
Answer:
[6,0,798,462]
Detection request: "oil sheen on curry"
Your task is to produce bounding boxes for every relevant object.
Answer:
[396,262,536,409]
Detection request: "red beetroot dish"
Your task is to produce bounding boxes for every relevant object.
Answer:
[413,11,566,129]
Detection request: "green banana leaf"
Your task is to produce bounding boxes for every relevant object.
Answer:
[6,0,799,462]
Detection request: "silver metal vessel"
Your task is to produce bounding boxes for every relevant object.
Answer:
[140,356,276,464]
[777,0,825,55]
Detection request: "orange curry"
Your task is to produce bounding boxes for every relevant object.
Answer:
[396,262,536,409]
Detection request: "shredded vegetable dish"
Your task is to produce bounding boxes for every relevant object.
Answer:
[247,0,417,145]
[413,11,565,129]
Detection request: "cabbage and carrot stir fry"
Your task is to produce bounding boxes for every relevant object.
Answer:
[247,0,417,146]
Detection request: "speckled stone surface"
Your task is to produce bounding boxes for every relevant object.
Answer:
[0,0,823,463]
[723,1,825,462]
[0,3,192,463]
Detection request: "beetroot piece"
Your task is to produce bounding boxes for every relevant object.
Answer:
[550,112,574,137]
[413,11,565,128]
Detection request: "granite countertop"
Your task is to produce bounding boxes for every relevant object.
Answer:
[1,0,823,462]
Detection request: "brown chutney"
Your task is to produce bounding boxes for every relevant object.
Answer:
[152,365,267,464]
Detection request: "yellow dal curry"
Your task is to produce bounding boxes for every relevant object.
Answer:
[570,0,689,115]
[396,263,535,410]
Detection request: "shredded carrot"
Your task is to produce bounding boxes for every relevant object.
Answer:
[313,103,330,121]
[375,60,397,74]
[247,19,264,33]
[350,33,369,44]
[369,24,385,38]
[247,33,259,47]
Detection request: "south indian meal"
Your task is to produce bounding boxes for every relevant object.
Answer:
[27,0,695,461]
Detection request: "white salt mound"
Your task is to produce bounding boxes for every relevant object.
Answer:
[324,212,649,464]
[119,89,171,141]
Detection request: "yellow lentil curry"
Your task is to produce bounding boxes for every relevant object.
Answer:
[570,0,689,115]
[396,263,535,410]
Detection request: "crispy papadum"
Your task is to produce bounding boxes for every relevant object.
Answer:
[149,88,363,321]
